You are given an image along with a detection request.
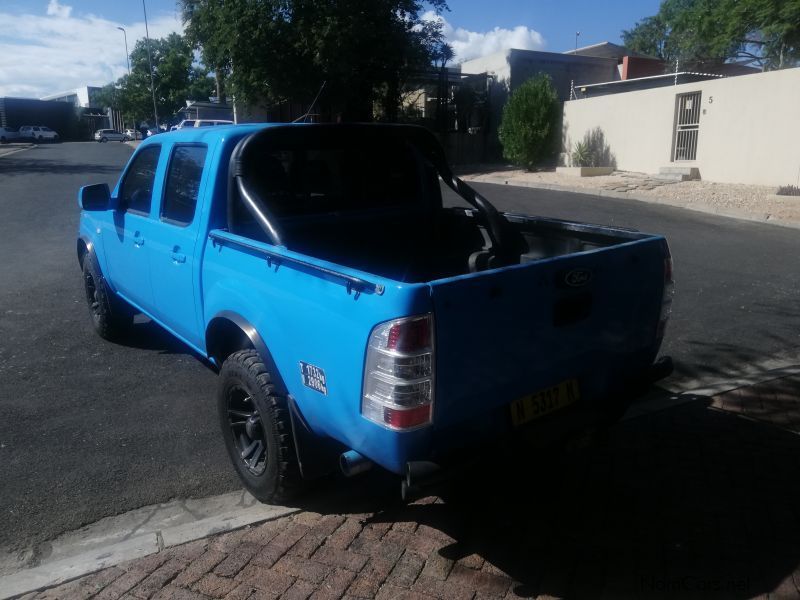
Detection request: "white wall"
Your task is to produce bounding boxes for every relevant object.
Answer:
[562,68,800,186]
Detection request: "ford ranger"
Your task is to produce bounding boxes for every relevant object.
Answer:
[77,124,673,502]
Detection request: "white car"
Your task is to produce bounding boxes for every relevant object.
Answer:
[124,129,142,140]
[94,129,129,143]
[0,127,20,143]
[172,119,233,130]
[19,125,59,142]
[194,119,234,127]
[172,119,196,131]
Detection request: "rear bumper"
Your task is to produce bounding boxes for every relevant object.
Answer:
[400,356,673,496]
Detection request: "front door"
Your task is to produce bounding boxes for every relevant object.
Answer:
[147,143,210,347]
[672,91,702,161]
[104,144,163,312]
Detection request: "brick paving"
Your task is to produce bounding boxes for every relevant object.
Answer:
[22,375,800,600]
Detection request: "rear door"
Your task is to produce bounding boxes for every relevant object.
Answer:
[428,238,666,430]
[146,142,210,347]
[104,144,163,311]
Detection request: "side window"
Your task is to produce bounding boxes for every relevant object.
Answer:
[120,145,161,215]
[160,144,207,226]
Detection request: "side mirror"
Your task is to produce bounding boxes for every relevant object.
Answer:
[78,183,111,211]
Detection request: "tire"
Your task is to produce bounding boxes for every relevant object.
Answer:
[82,255,132,340]
[217,349,302,503]
[101,137,107,143]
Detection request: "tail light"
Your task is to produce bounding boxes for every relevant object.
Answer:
[657,240,675,339]
[362,314,434,431]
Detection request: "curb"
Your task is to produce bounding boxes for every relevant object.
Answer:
[463,175,800,231]
[624,360,800,422]
[0,501,297,600]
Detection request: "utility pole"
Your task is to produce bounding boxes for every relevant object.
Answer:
[575,31,580,52]
[142,0,159,131]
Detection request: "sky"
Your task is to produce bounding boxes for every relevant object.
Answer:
[0,0,662,98]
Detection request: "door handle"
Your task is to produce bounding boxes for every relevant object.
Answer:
[171,246,186,264]
[133,231,145,247]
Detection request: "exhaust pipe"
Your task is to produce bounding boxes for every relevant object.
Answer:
[401,461,444,501]
[339,450,373,477]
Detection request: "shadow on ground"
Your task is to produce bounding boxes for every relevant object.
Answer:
[0,157,122,177]
[299,397,800,598]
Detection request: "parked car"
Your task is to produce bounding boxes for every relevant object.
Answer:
[76,123,674,503]
[171,119,196,131]
[124,129,142,140]
[19,125,59,142]
[170,119,233,131]
[0,127,20,143]
[194,119,234,127]
[94,129,129,143]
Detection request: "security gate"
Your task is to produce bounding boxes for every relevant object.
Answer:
[672,91,701,161]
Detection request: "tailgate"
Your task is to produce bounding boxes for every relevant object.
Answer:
[429,237,666,429]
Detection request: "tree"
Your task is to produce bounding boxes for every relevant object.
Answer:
[94,33,215,125]
[498,74,559,170]
[622,0,800,70]
[180,0,450,121]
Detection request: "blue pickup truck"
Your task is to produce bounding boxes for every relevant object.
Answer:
[77,123,673,502]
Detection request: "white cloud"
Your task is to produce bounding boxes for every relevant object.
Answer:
[0,4,183,98]
[423,12,546,63]
[46,0,72,19]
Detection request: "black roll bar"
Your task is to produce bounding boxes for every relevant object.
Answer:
[227,124,520,259]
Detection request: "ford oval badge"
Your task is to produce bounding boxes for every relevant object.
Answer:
[565,268,592,287]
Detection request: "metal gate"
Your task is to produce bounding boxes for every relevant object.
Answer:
[673,91,701,161]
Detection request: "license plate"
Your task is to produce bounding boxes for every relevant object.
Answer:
[510,379,580,427]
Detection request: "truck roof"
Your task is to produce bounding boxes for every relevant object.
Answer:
[138,122,284,148]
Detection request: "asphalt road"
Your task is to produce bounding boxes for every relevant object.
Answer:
[1,143,798,551]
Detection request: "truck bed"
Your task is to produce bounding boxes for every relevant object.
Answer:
[269,206,653,284]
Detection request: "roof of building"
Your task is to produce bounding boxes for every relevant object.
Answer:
[563,41,658,60]
[39,86,101,101]
[572,71,724,97]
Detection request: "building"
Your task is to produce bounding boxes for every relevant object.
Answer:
[177,100,234,123]
[0,97,77,133]
[40,86,102,109]
[459,46,623,157]
[561,67,800,186]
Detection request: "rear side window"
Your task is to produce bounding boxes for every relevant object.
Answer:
[161,144,207,226]
[120,145,161,214]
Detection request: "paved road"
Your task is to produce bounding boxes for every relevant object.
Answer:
[0,143,237,552]
[1,144,798,551]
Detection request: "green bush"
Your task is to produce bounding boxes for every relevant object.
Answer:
[498,74,559,170]
[571,141,592,167]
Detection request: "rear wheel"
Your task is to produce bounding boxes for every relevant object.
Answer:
[217,350,302,503]
[82,256,132,340]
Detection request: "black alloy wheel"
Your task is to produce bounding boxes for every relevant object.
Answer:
[226,386,268,476]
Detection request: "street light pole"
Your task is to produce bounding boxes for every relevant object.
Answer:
[117,26,131,76]
[142,0,159,132]
[575,31,581,52]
